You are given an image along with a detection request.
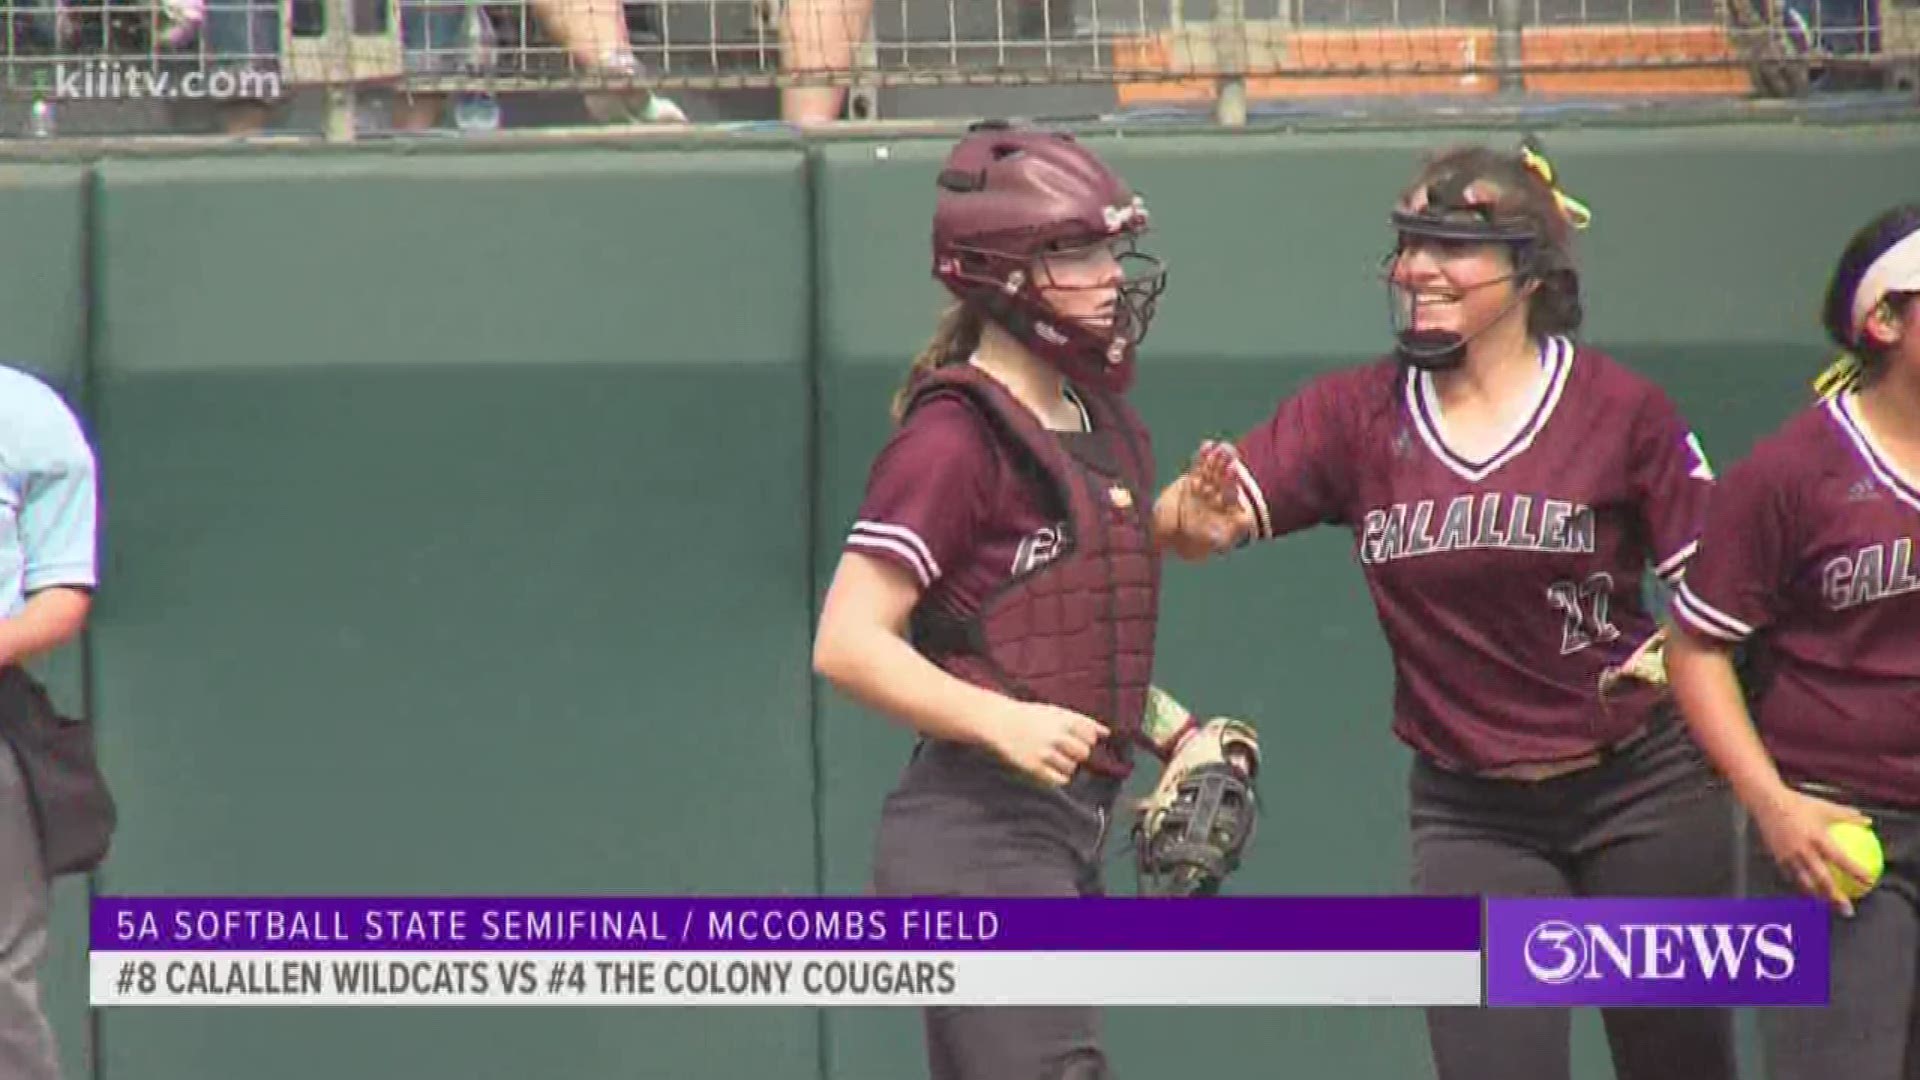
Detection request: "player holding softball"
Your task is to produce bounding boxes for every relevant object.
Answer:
[1666,203,1920,1080]
[812,120,1258,1080]
[1157,141,1738,1080]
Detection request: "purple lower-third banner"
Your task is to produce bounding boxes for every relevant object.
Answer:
[1485,898,1831,1007]
[88,897,1490,1007]
[92,895,1483,953]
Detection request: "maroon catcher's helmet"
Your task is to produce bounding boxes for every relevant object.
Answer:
[932,120,1167,393]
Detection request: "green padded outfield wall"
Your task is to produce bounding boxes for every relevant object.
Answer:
[812,122,1920,1080]
[85,149,819,1080]
[0,119,1903,1080]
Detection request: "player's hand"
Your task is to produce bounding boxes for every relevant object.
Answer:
[1156,441,1254,559]
[1188,440,1241,507]
[1749,784,1874,916]
[985,701,1109,787]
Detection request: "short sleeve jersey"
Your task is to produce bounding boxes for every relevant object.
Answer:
[1671,393,1920,807]
[843,390,1095,618]
[1229,338,1714,769]
[0,365,97,616]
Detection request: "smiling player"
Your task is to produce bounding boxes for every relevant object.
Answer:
[1155,140,1737,1080]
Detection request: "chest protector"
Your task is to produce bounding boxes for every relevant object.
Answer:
[904,364,1161,779]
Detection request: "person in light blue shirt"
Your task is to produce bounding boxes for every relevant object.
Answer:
[0,363,97,1080]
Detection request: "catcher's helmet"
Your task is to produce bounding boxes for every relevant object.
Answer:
[932,120,1167,394]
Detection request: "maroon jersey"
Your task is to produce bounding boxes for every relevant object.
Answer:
[845,390,1090,616]
[846,376,1163,777]
[1230,337,1714,770]
[1671,394,1920,808]
[890,364,1161,778]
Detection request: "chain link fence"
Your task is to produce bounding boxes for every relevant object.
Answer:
[0,0,1913,134]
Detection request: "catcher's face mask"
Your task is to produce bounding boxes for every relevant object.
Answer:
[1382,173,1542,373]
[1133,758,1259,898]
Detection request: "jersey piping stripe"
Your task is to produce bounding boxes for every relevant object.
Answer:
[1406,335,1573,484]
[1654,539,1698,584]
[849,521,940,587]
[1228,454,1273,541]
[1671,581,1752,642]
[1063,387,1093,433]
[1829,393,1920,516]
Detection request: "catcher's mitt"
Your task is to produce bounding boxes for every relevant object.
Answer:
[1132,718,1260,898]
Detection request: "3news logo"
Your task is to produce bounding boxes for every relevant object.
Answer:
[1486,898,1831,1006]
[1522,918,1796,984]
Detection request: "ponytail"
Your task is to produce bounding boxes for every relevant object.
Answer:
[1814,350,1872,400]
[891,302,984,425]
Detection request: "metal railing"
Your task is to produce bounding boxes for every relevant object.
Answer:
[0,0,1914,136]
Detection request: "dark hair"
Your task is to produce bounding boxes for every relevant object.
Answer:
[890,302,985,425]
[1821,203,1920,383]
[1399,145,1584,337]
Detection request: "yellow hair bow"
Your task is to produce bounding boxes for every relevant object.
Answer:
[1520,143,1593,232]
[1813,352,1863,400]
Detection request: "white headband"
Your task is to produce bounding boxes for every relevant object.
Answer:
[1852,228,1920,341]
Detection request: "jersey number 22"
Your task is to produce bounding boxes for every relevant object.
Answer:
[1548,571,1620,656]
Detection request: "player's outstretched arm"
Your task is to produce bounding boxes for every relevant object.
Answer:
[813,551,1108,788]
[1153,442,1254,561]
[1665,626,1871,913]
